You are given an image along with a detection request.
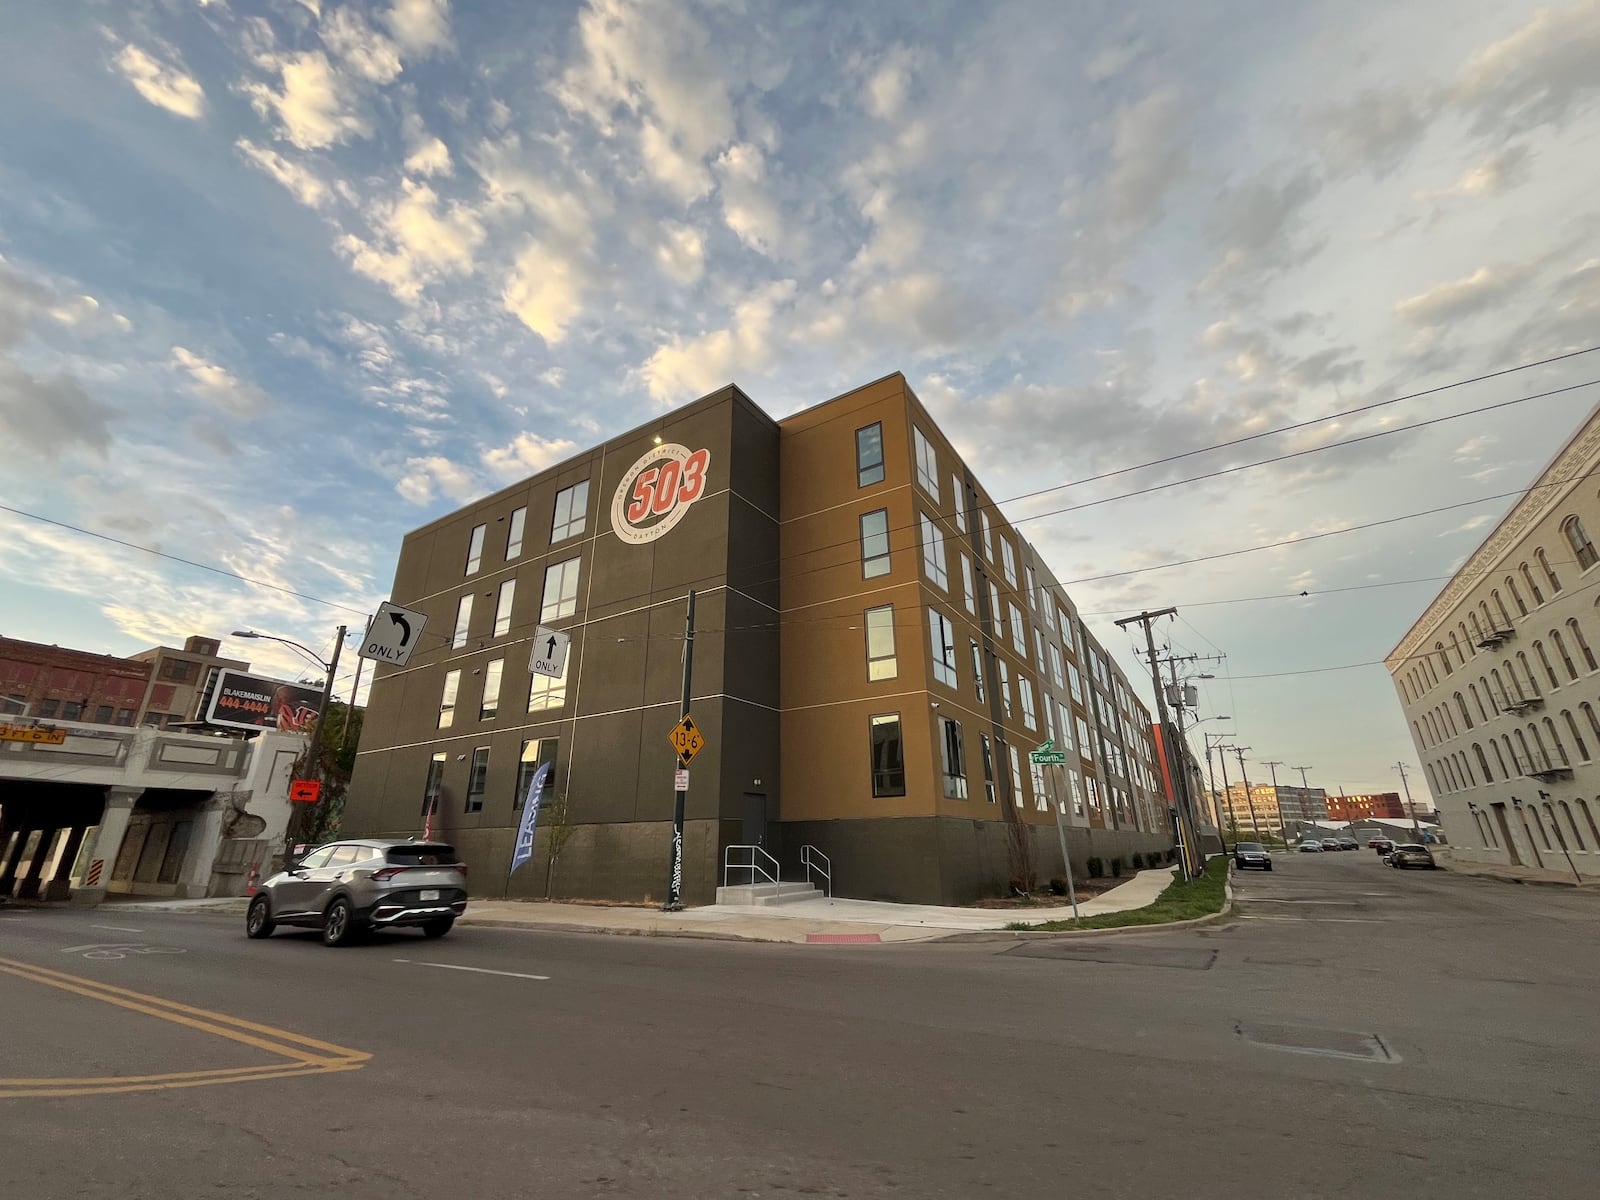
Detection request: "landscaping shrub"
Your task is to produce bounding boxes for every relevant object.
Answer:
[1110,856,1124,878]
[1086,856,1104,878]
[1131,852,1145,870]
[1049,876,1069,896]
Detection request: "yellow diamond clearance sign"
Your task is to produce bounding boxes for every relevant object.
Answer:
[668,714,705,765]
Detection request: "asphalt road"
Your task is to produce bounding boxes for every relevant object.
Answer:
[3,852,1598,1199]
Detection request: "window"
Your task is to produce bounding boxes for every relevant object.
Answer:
[465,747,490,812]
[1538,548,1561,594]
[465,523,486,575]
[1544,716,1570,766]
[162,658,196,682]
[438,670,460,729]
[1068,662,1084,703]
[453,594,473,649]
[865,605,897,680]
[1535,641,1560,689]
[1076,716,1093,761]
[856,423,885,487]
[1033,628,1046,676]
[1000,537,1017,586]
[541,556,581,621]
[979,510,993,564]
[1018,675,1037,729]
[1493,589,1512,626]
[970,640,985,702]
[1517,651,1541,697]
[919,514,948,589]
[94,705,113,724]
[939,717,967,799]
[1521,563,1544,606]
[988,582,1003,637]
[528,656,569,712]
[1560,802,1585,850]
[929,609,958,688]
[980,734,996,803]
[870,714,906,797]
[913,426,938,496]
[514,738,559,809]
[1506,575,1528,616]
[1585,703,1600,747]
[1436,642,1451,675]
[1049,643,1066,690]
[422,751,447,818]
[1564,710,1590,761]
[551,480,590,543]
[1569,618,1598,671]
[1009,602,1026,654]
[1025,564,1037,608]
[997,659,1012,717]
[1552,630,1579,681]
[1454,692,1473,729]
[960,554,976,613]
[1564,515,1598,569]
[495,580,516,637]
[1008,743,1025,808]
[952,474,966,530]
[860,509,891,578]
[115,708,133,726]
[1058,702,1074,751]
[1474,743,1493,782]
[507,506,527,559]
[480,659,504,720]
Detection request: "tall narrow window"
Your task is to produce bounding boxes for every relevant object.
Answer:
[856,422,885,487]
[913,426,938,497]
[507,506,527,559]
[1491,739,1509,778]
[1000,537,1017,586]
[1008,743,1025,808]
[1564,515,1598,569]
[480,659,504,720]
[988,582,1003,638]
[465,747,490,812]
[1470,682,1488,721]
[1009,602,1026,654]
[514,738,559,809]
[1521,563,1544,606]
[1569,618,1597,671]
[870,714,906,797]
[970,639,986,702]
[550,480,590,543]
[494,580,516,637]
[541,556,581,621]
[997,659,1013,718]
[979,510,993,564]
[1058,703,1074,752]
[453,594,474,649]
[960,554,976,613]
[1538,548,1562,594]
[865,605,897,680]
[1585,703,1600,747]
[939,717,967,799]
[1018,675,1037,729]
[1507,575,1528,616]
[1474,742,1493,782]
[1069,662,1084,703]
[1494,590,1512,626]
[1535,641,1560,689]
[423,751,447,818]
[980,734,996,803]
[919,513,948,589]
[438,670,460,729]
[1544,717,1570,766]
[1517,651,1541,697]
[528,656,568,712]
[1436,642,1452,675]
[1552,629,1578,681]
[1454,692,1473,729]
[928,609,958,688]
[860,509,891,578]
[1563,710,1590,761]
[1560,802,1585,850]
[1470,611,1485,644]
[1033,628,1046,676]
[465,523,486,575]
[1050,643,1066,690]
[952,474,966,530]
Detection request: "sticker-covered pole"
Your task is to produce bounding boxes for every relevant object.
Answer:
[663,590,695,911]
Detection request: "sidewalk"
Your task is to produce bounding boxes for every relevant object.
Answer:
[1433,848,1600,888]
[111,867,1179,945]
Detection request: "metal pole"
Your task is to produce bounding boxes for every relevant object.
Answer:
[1263,760,1289,848]
[1233,748,1263,843]
[1396,762,1424,842]
[1293,766,1317,836]
[1048,767,1081,924]
[1164,655,1205,871]
[1217,743,1238,845]
[663,590,695,912]
[1539,790,1583,885]
[287,625,345,852]
[340,614,373,752]
[1114,608,1195,879]
[1205,735,1225,852]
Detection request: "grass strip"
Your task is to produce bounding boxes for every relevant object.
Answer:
[1005,855,1229,931]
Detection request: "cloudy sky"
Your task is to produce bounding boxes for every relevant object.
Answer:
[3,0,1599,803]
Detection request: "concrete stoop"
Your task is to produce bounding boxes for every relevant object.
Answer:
[715,881,824,906]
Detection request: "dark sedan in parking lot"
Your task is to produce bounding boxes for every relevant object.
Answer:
[1233,842,1273,870]
[1390,844,1437,869]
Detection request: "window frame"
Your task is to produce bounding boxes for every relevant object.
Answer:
[856,422,885,487]
[912,426,938,498]
[551,480,590,544]
[438,670,460,729]
[528,655,569,712]
[865,604,898,681]
[464,746,490,812]
[870,713,907,798]
[1564,514,1598,570]
[541,556,582,622]
[860,509,891,579]
[465,523,486,576]
[480,659,504,720]
[939,716,968,799]
[919,512,948,589]
[494,579,516,637]
[507,506,527,559]
[928,608,958,688]
[453,593,474,649]
[514,738,559,810]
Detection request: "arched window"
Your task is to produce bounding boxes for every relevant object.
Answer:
[1506,576,1528,616]
[1529,723,1552,771]
[1458,623,1474,659]
[1577,799,1600,849]
[1470,611,1486,644]
[1563,515,1598,569]
[1479,811,1498,848]
[1491,739,1510,778]
[1474,742,1493,782]
[1442,759,1459,791]
[1413,720,1426,748]
[1542,716,1569,766]
[1516,651,1541,697]
[1493,590,1513,626]
[1424,762,1441,794]
[1442,704,1459,738]
[1530,806,1553,850]
[1560,802,1585,850]
[1436,642,1453,675]
[1584,702,1600,746]
[1521,564,1544,606]
[1455,692,1474,729]
[1569,618,1597,672]
[1490,667,1508,706]
[1450,631,1466,665]
[1427,658,1440,688]
[1538,548,1562,594]
[1470,682,1489,722]
[1514,729,1534,772]
[1427,711,1442,743]
[1534,640,1560,690]
[1551,630,1579,681]
[1563,710,1590,762]
[1458,751,1475,787]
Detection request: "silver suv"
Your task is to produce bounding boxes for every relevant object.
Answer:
[246,839,469,946]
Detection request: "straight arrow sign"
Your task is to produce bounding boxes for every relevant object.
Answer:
[531,626,570,679]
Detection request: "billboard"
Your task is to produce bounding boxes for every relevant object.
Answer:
[205,668,323,733]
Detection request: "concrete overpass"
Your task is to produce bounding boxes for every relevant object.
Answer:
[0,721,302,904]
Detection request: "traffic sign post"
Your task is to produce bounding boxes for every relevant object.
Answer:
[664,591,696,911]
[360,601,429,668]
[668,714,705,765]
[530,626,571,679]
[1044,767,1081,925]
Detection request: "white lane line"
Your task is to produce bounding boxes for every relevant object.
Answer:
[393,958,549,981]
[1237,915,1384,924]
[91,924,145,933]
[1243,899,1359,905]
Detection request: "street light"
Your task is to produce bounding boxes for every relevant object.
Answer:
[231,626,347,852]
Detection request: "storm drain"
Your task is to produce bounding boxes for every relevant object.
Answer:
[1234,1021,1398,1063]
[1005,943,1217,970]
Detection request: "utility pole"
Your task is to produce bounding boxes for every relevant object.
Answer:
[1293,765,1317,831]
[1396,761,1423,842]
[1115,608,1198,879]
[1231,747,1263,843]
[1262,760,1289,848]
[1216,744,1240,843]
[288,624,346,852]
[663,591,696,912]
[1204,735,1225,852]
[340,613,374,753]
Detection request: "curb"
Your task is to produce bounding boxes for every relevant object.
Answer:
[940,870,1235,941]
[456,917,779,943]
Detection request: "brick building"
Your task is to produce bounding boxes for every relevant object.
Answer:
[0,635,247,729]
[1326,792,1407,822]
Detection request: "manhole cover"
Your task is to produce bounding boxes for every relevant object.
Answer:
[1235,1021,1398,1062]
[1006,943,1217,970]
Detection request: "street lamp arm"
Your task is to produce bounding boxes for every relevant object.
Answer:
[231,630,330,672]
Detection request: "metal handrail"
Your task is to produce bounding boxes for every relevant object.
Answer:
[799,845,831,897]
[723,844,781,889]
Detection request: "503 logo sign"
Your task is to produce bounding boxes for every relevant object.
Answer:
[610,443,712,545]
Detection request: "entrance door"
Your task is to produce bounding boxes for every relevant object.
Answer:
[741,793,768,848]
[1492,803,1521,866]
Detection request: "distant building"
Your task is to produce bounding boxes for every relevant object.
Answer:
[0,634,247,729]
[1327,792,1406,822]
[125,636,250,728]
[1388,400,1600,880]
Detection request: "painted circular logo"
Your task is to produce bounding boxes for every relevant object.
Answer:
[610,443,713,545]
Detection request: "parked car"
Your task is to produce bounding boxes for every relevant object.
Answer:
[1390,844,1437,870]
[246,839,469,946]
[1234,842,1273,871]
[1320,838,1342,851]
[1298,840,1324,853]
[1337,837,1360,851]
[1372,839,1395,855]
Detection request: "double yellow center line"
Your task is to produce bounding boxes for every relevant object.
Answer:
[0,955,371,1098]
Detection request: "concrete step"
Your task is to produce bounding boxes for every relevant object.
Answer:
[715,881,825,907]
